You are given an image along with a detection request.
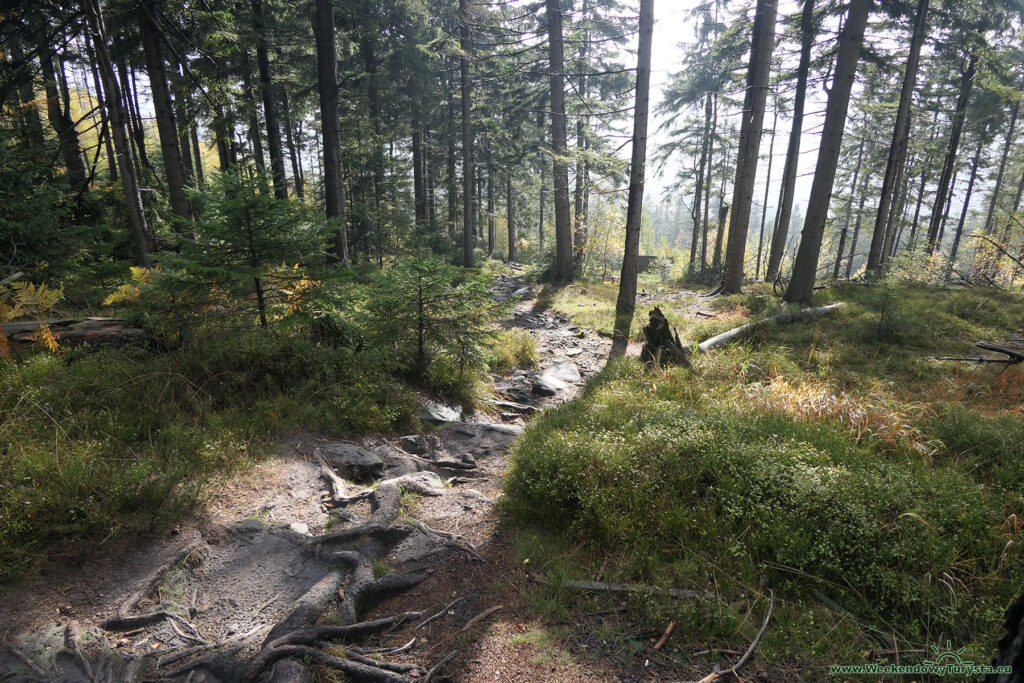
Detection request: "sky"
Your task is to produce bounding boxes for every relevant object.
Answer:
[645,0,829,218]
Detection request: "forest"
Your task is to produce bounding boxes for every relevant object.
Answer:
[2,0,1024,680]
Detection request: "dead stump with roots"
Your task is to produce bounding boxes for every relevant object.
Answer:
[640,307,690,368]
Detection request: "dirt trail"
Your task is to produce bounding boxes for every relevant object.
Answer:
[0,275,631,683]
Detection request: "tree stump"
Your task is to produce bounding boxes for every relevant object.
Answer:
[640,307,690,367]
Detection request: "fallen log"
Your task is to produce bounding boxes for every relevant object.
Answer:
[534,574,712,599]
[936,341,1024,365]
[696,303,845,354]
[0,317,148,347]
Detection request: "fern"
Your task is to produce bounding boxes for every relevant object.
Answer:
[0,277,63,357]
[103,266,154,307]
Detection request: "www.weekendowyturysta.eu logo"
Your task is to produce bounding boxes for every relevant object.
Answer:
[828,641,1012,677]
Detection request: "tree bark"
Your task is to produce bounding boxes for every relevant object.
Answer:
[138,0,192,227]
[722,0,778,293]
[282,87,304,198]
[834,134,866,279]
[925,49,976,254]
[82,32,117,180]
[766,0,815,281]
[314,0,348,262]
[755,102,778,280]
[944,138,983,282]
[866,0,929,272]
[36,24,88,192]
[784,0,871,303]
[252,0,288,199]
[572,0,591,268]
[610,0,654,357]
[703,93,716,271]
[983,100,1018,235]
[83,0,151,266]
[460,0,474,267]
[547,0,573,282]
[690,91,712,275]
[487,148,495,254]
[506,176,516,260]
[413,115,426,231]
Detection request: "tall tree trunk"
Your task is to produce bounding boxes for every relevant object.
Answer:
[252,0,288,199]
[766,0,814,281]
[547,0,573,281]
[82,32,117,180]
[487,148,495,254]
[834,135,866,279]
[427,150,437,231]
[446,75,458,240]
[242,53,265,173]
[83,0,151,266]
[755,102,779,280]
[983,100,1019,235]
[538,153,546,247]
[713,199,728,270]
[413,115,426,230]
[925,49,977,254]
[935,169,957,246]
[459,0,474,267]
[7,36,45,148]
[125,65,150,172]
[610,0,654,356]
[866,0,929,272]
[282,87,304,198]
[314,0,347,262]
[785,0,872,303]
[945,138,983,282]
[37,25,88,192]
[506,176,516,260]
[722,0,778,293]
[882,153,912,261]
[138,0,192,227]
[690,91,712,275]
[572,0,591,268]
[702,93,716,271]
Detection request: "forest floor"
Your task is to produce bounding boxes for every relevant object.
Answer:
[0,274,685,682]
[4,274,1024,682]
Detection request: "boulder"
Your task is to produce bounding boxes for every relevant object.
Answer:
[541,361,581,384]
[532,375,566,396]
[321,443,384,483]
[419,400,462,423]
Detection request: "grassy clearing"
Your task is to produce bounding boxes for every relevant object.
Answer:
[505,281,1024,676]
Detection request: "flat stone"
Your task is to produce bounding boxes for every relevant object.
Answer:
[484,423,525,435]
[532,375,566,396]
[542,361,581,384]
[231,519,264,534]
[321,442,384,482]
[398,434,439,455]
[511,286,531,298]
[419,400,462,423]
[288,522,309,536]
[565,347,583,357]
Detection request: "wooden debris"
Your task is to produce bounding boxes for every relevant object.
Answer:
[534,574,712,599]
[697,303,845,353]
[693,591,773,683]
[459,605,503,632]
[424,649,458,683]
[0,317,149,347]
[653,620,676,650]
[936,341,1024,365]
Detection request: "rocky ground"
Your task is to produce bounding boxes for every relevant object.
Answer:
[0,275,643,683]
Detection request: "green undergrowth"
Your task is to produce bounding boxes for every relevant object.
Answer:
[505,282,1024,677]
[0,327,420,588]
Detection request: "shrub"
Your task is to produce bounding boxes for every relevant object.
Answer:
[486,328,539,372]
[364,254,506,398]
[504,363,1022,644]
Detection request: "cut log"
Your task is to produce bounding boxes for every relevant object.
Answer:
[0,317,148,347]
[697,303,845,353]
[640,306,690,367]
